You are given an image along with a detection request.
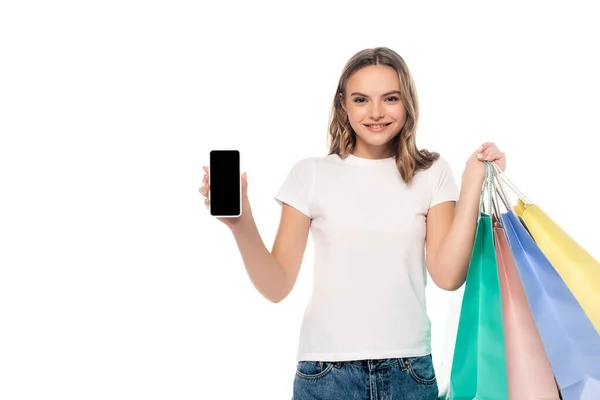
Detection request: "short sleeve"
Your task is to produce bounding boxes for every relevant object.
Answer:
[274,158,314,218]
[429,157,460,209]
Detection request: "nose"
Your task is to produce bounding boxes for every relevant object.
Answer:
[369,102,384,120]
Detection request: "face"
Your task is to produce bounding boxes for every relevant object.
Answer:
[342,64,407,158]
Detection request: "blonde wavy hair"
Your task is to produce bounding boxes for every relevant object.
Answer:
[328,47,439,184]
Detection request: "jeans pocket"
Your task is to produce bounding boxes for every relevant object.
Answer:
[295,361,335,380]
[406,354,436,385]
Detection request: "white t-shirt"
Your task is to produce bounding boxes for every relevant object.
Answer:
[274,153,460,362]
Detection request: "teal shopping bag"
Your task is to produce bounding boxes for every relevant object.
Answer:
[447,165,508,399]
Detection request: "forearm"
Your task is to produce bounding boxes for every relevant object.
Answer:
[230,219,290,303]
[434,176,483,290]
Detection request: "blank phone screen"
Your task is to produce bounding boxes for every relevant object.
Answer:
[209,150,241,217]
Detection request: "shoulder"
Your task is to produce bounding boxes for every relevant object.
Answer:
[425,154,460,204]
[287,156,320,174]
[280,156,327,186]
[423,154,458,192]
[289,156,315,171]
[422,154,454,176]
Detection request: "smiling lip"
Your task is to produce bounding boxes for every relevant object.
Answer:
[364,122,392,133]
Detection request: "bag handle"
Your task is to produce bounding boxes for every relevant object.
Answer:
[488,161,533,204]
[483,161,529,229]
[479,162,493,215]
[480,162,503,219]
[485,162,512,213]
[480,161,507,226]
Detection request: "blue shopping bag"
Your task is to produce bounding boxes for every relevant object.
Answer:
[501,209,600,400]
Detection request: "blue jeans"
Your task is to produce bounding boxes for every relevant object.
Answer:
[293,354,438,400]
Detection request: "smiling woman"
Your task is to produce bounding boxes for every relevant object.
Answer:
[199,46,507,400]
[342,68,407,151]
[348,79,405,139]
[328,48,441,184]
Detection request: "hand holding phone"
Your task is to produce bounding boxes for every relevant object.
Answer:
[200,150,250,227]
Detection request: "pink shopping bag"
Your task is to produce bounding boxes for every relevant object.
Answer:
[494,223,560,399]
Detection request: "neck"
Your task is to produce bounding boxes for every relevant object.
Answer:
[352,142,393,159]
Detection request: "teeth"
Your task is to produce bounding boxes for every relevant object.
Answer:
[369,124,385,128]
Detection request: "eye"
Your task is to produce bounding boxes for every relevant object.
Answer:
[353,97,367,103]
[385,96,400,102]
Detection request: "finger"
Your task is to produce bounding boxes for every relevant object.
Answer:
[476,142,495,153]
[203,165,209,173]
[477,144,500,159]
[199,184,209,197]
[203,174,208,183]
[477,149,503,161]
[485,151,504,161]
[476,151,490,160]
[241,172,248,197]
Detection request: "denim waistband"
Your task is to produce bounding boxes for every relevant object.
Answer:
[317,357,412,371]
[314,354,433,371]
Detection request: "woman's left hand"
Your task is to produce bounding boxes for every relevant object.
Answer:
[463,142,506,186]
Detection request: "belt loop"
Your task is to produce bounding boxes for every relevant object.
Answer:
[399,358,410,371]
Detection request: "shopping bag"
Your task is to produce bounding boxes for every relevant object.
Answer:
[494,224,560,399]
[491,162,600,335]
[447,165,508,399]
[491,163,600,399]
[512,197,600,335]
[501,209,600,399]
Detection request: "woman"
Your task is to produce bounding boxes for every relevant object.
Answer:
[199,47,506,399]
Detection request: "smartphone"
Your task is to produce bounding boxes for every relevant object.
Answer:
[209,149,242,218]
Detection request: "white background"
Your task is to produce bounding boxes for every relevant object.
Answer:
[1,1,599,399]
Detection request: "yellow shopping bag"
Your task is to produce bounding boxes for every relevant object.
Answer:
[492,163,600,335]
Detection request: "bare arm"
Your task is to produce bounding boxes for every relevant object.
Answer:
[230,204,311,303]
[201,167,311,303]
[424,143,505,291]
[424,177,481,291]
